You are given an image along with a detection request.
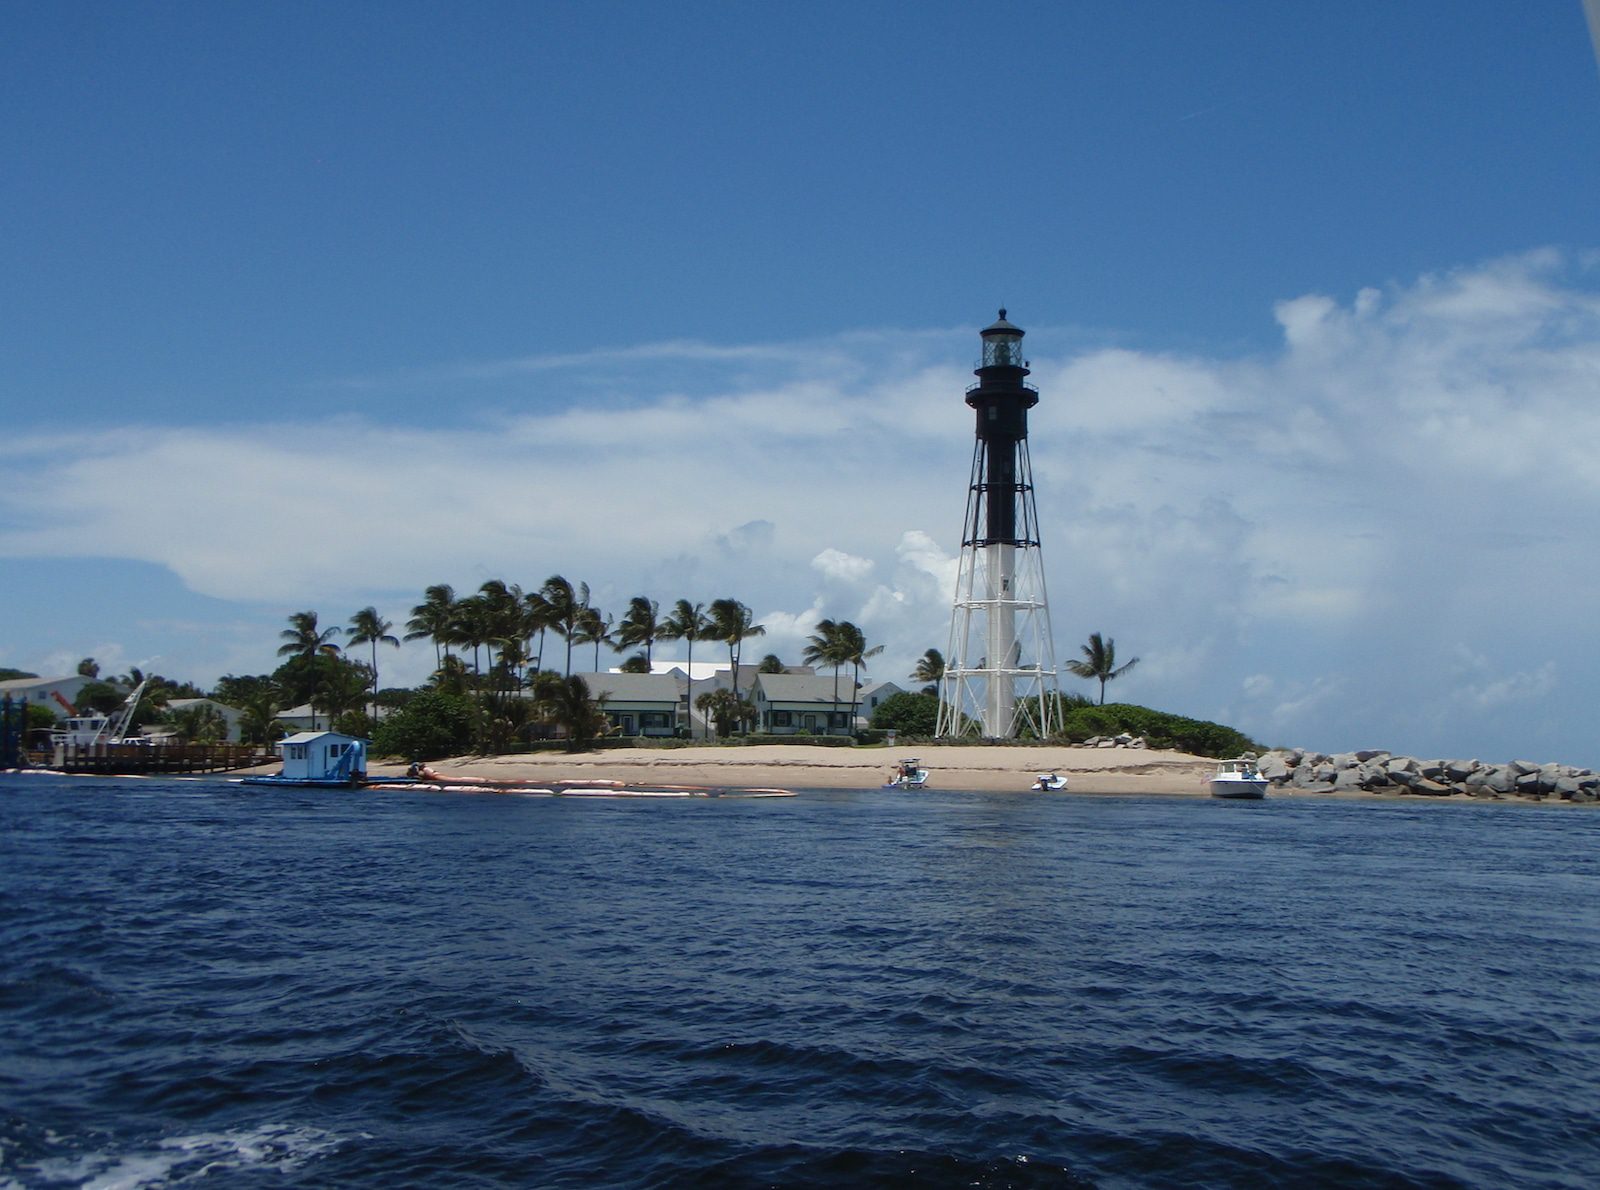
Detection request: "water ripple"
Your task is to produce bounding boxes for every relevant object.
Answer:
[1,777,1597,1188]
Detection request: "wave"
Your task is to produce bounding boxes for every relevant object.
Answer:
[1,1122,352,1189]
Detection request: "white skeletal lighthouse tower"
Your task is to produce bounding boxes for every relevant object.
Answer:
[936,310,1061,739]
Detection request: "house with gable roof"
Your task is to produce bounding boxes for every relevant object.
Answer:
[578,671,683,738]
[750,672,855,736]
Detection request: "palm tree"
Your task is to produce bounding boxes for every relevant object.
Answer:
[539,575,589,677]
[707,597,764,710]
[238,690,281,747]
[161,702,228,744]
[405,584,457,667]
[430,655,472,696]
[314,658,372,733]
[757,653,786,673]
[802,618,848,734]
[659,599,710,739]
[531,672,611,752]
[347,606,399,717]
[449,594,491,682]
[695,688,756,739]
[616,597,663,668]
[573,605,614,672]
[1067,632,1140,705]
[911,648,944,696]
[838,621,883,731]
[277,610,341,660]
[475,580,525,699]
[522,588,552,676]
[476,581,522,659]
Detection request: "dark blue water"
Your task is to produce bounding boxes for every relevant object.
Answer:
[2,776,1597,1189]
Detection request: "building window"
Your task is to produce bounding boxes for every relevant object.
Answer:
[772,711,792,727]
[642,713,669,729]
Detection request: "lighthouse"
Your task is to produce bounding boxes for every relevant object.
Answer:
[936,310,1061,739]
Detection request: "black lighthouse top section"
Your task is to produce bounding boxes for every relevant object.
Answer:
[979,309,1029,372]
[963,309,1040,548]
[966,307,1038,429]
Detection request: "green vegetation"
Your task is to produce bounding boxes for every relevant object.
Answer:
[1057,700,1259,758]
[695,687,756,738]
[869,691,939,736]
[372,690,480,760]
[159,702,228,744]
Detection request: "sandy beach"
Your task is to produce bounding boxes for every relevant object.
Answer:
[366,744,1229,795]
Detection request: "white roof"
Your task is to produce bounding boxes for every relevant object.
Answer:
[279,731,362,745]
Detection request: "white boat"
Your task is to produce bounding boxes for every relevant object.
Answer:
[884,758,929,789]
[49,679,151,748]
[1031,772,1068,791]
[1210,757,1268,800]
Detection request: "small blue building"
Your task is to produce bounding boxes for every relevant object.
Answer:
[277,731,367,783]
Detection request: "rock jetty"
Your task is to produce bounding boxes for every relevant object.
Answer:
[1081,734,1148,749]
[1256,749,1599,802]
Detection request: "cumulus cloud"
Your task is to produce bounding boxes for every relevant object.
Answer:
[4,251,1599,763]
[811,548,875,584]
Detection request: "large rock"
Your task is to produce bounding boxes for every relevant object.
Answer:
[1443,759,1479,783]
[1480,766,1516,794]
[1333,768,1365,791]
[1292,765,1332,791]
[1356,760,1389,787]
[1407,777,1455,796]
[1258,754,1292,783]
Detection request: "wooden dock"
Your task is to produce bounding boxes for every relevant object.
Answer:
[38,742,275,776]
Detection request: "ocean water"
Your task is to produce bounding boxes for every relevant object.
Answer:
[1,775,1597,1189]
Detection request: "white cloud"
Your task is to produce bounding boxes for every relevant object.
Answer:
[811,548,874,584]
[4,251,1599,764]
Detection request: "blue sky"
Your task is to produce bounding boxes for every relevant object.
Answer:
[4,2,1599,766]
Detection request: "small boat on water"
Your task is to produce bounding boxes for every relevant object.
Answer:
[884,758,929,789]
[1210,757,1269,800]
[1031,772,1068,791]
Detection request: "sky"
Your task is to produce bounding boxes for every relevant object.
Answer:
[3,2,1599,766]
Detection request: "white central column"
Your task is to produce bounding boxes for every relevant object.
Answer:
[985,542,1016,737]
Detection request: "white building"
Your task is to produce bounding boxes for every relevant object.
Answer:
[0,674,94,718]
